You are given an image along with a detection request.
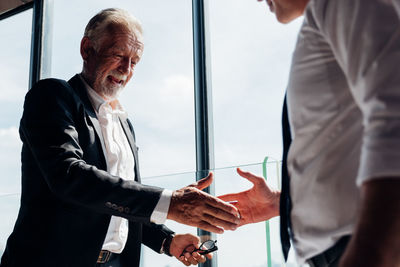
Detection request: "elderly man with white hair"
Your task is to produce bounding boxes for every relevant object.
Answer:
[0,8,240,267]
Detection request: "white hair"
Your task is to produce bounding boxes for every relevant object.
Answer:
[84,8,143,52]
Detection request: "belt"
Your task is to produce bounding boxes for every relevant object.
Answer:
[307,236,351,267]
[97,250,115,264]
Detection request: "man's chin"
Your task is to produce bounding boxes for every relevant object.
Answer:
[96,84,124,100]
[105,89,123,100]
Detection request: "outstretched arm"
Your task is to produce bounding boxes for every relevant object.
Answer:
[218,168,280,226]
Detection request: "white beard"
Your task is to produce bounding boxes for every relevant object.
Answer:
[95,71,127,100]
[98,81,123,100]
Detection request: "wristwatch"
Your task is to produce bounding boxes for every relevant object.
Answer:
[161,234,175,257]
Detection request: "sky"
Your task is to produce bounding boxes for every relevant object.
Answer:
[0,0,304,265]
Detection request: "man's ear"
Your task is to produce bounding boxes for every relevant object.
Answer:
[80,37,93,61]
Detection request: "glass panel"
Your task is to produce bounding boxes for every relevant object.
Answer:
[51,0,195,178]
[214,162,283,267]
[208,2,302,264]
[142,162,291,267]
[0,9,32,196]
[0,8,32,257]
[209,0,302,167]
[141,173,198,267]
[0,194,20,255]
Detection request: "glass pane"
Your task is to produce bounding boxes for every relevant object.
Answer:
[208,2,302,264]
[0,8,32,254]
[51,0,195,178]
[214,162,282,267]
[0,194,20,255]
[209,0,302,167]
[142,162,292,267]
[141,173,197,267]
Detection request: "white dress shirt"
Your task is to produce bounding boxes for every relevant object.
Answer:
[286,0,400,263]
[80,75,172,253]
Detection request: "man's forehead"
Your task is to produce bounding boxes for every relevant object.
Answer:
[99,24,143,50]
[105,23,141,39]
[106,23,128,33]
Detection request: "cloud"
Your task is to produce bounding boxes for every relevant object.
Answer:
[121,73,194,132]
[119,74,196,177]
[0,127,22,195]
[138,141,195,178]
[0,9,31,102]
[0,65,29,102]
[0,127,20,149]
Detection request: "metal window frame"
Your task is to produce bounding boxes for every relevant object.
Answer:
[0,0,52,90]
[29,0,53,89]
[192,0,217,267]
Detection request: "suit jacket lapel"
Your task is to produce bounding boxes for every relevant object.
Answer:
[119,116,141,182]
[86,110,108,165]
[68,75,108,166]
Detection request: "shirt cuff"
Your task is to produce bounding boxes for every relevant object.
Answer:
[150,189,173,224]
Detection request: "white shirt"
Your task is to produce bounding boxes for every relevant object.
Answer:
[80,75,172,253]
[287,0,400,263]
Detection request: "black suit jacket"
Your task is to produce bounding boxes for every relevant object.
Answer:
[1,75,174,267]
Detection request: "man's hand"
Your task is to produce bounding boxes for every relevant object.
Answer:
[167,173,240,234]
[218,168,280,226]
[339,178,400,267]
[169,234,212,266]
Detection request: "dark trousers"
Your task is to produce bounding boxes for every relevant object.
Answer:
[307,236,351,267]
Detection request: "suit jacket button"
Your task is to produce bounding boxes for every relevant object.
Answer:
[106,202,112,208]
[124,207,130,213]
[118,206,124,212]
[112,204,118,210]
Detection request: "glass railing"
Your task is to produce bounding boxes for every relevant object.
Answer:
[0,193,20,255]
[0,159,302,266]
[140,158,299,267]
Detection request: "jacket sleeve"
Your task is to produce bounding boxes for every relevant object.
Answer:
[20,78,163,223]
[142,222,175,254]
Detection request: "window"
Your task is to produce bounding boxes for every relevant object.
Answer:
[208,0,302,264]
[0,8,32,254]
[209,0,302,167]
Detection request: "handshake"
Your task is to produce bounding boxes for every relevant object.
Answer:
[164,168,280,266]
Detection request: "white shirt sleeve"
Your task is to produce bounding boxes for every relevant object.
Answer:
[315,0,400,185]
[150,189,173,224]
